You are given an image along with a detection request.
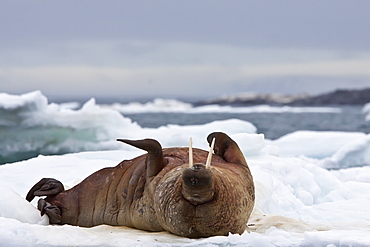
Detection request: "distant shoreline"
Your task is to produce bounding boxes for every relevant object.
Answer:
[45,87,370,106]
[194,88,370,107]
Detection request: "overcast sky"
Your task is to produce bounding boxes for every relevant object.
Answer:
[1,0,370,100]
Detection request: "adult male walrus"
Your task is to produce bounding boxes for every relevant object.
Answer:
[26,132,255,238]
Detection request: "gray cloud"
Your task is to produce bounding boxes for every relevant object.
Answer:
[1,0,370,99]
[2,1,370,50]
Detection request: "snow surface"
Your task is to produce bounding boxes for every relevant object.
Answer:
[1,131,370,246]
[1,91,370,246]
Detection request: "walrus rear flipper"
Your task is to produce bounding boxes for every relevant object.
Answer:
[207,132,248,167]
[26,178,65,202]
[38,199,62,224]
[117,138,165,180]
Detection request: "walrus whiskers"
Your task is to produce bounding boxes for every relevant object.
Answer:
[205,137,215,169]
[189,137,193,168]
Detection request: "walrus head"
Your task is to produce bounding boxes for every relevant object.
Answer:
[181,137,215,205]
[155,133,254,238]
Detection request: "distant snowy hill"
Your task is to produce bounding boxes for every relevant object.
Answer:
[196,88,370,106]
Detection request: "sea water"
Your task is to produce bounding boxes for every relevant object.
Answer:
[125,105,368,139]
[0,91,369,164]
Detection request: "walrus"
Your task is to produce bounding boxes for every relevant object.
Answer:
[26,132,255,238]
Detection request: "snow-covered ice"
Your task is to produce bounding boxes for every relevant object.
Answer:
[1,91,370,246]
[270,130,370,169]
[1,133,370,246]
[269,130,367,159]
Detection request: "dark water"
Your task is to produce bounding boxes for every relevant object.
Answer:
[125,106,370,140]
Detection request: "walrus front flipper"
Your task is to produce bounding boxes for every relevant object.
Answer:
[117,138,165,180]
[26,178,65,202]
[38,199,62,224]
[207,132,248,167]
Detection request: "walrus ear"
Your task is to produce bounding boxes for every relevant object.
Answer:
[207,132,248,167]
[117,138,165,179]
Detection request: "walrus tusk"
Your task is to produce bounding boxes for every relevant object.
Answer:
[205,137,215,169]
[189,137,193,168]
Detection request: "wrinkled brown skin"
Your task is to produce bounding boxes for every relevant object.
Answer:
[29,132,255,238]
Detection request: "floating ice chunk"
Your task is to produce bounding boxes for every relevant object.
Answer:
[0,90,47,111]
[110,98,192,113]
[319,134,370,169]
[362,102,370,121]
[270,131,366,159]
[59,101,80,110]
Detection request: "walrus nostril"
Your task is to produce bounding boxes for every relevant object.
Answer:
[190,177,198,187]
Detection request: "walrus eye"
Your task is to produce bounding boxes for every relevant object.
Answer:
[205,137,215,169]
[189,137,193,168]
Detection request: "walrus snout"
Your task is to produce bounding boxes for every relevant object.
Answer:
[181,164,215,205]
